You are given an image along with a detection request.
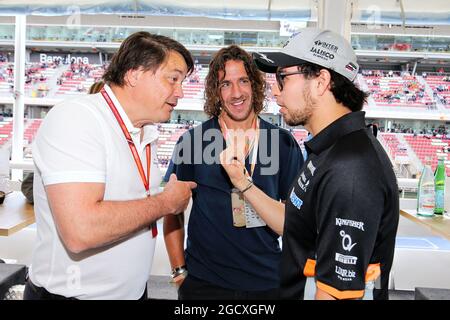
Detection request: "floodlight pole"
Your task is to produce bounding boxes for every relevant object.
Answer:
[11,15,26,181]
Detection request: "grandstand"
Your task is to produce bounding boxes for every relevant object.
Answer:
[4,58,450,176]
[23,118,41,145]
[362,71,435,109]
[380,132,408,158]
[424,75,450,107]
[0,119,12,146]
[156,123,188,168]
[404,134,450,174]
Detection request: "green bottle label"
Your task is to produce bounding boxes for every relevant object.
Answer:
[434,160,446,215]
[435,189,445,214]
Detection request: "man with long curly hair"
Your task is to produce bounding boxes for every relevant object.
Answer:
[163,45,303,299]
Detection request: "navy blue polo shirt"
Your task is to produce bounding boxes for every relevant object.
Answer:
[164,117,303,291]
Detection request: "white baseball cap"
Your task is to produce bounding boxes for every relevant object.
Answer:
[254,28,359,82]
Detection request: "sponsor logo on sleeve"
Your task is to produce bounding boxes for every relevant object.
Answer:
[335,218,365,231]
[335,253,358,265]
[340,230,357,252]
[335,266,356,281]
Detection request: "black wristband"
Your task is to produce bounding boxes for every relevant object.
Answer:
[241,181,254,193]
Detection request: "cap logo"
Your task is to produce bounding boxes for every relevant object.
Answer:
[310,47,335,60]
[256,52,274,64]
[314,40,339,53]
[283,31,301,48]
[345,62,357,72]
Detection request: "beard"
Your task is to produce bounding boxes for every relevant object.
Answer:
[283,86,315,127]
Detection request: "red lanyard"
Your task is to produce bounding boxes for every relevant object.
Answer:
[101,88,157,238]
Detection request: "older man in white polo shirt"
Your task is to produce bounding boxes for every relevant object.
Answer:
[25,32,196,300]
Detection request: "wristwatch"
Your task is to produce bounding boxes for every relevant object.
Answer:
[171,265,188,279]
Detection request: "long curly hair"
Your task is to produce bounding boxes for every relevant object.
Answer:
[204,45,266,117]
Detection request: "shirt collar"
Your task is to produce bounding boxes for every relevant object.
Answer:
[103,84,159,146]
[104,84,138,135]
[141,125,159,146]
[305,111,366,156]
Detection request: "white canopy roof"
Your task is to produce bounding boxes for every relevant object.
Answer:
[0,0,448,25]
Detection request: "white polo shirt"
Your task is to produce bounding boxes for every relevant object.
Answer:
[30,84,162,299]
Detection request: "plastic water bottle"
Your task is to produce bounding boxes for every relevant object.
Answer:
[417,162,435,217]
[434,157,446,215]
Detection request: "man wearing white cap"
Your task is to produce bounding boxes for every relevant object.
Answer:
[221,28,399,300]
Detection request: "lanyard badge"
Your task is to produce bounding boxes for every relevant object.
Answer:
[101,88,158,238]
[219,116,266,228]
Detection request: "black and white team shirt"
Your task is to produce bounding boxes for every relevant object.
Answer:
[280,111,399,300]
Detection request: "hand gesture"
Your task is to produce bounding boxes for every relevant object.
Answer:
[220,147,248,191]
[160,174,196,215]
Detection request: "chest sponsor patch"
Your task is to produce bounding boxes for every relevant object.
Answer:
[307,161,316,176]
[289,189,303,210]
[297,172,310,192]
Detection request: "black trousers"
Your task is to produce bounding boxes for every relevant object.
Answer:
[178,274,279,300]
[23,279,148,300]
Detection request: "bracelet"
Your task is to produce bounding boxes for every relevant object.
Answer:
[169,270,188,284]
[240,181,254,193]
[171,265,187,279]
